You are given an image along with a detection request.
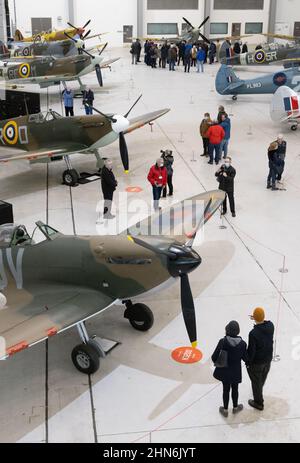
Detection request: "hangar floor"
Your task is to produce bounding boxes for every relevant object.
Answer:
[0,48,300,443]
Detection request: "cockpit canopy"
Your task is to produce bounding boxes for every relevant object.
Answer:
[0,222,60,247]
[28,110,63,124]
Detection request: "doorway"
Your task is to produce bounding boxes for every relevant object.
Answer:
[123,25,133,43]
[294,22,300,37]
[232,23,241,37]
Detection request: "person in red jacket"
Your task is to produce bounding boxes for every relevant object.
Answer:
[147,158,167,210]
[206,121,225,165]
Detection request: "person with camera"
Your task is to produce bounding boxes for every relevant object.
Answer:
[161,150,174,198]
[212,321,248,418]
[215,157,236,217]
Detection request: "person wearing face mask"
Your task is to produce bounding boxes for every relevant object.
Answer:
[199,112,212,157]
[101,159,118,219]
[215,157,236,217]
[147,158,167,210]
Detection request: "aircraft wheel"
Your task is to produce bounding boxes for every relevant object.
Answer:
[291,124,298,131]
[232,95,237,101]
[63,169,79,187]
[71,343,100,375]
[125,303,154,332]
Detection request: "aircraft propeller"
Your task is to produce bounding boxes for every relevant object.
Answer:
[67,19,91,38]
[182,16,210,44]
[128,234,202,348]
[86,95,143,172]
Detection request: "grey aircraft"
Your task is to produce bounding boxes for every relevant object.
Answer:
[216,64,300,100]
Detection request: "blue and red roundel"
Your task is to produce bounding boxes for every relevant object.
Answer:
[273,72,287,87]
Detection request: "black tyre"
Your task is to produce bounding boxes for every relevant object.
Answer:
[232,95,237,101]
[71,343,100,375]
[291,124,298,131]
[127,304,154,332]
[63,169,79,186]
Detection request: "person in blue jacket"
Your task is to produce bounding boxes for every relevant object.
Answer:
[212,321,248,418]
[219,114,231,159]
[196,46,206,73]
[63,88,74,117]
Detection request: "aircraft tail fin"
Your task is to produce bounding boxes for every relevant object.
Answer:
[271,85,300,122]
[215,64,242,95]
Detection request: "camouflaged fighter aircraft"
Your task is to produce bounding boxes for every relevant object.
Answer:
[14,19,93,43]
[216,64,300,100]
[0,43,117,90]
[220,41,300,67]
[0,190,225,374]
[0,97,170,186]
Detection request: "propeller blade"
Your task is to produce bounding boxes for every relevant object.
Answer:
[119,133,129,172]
[67,22,77,30]
[199,16,210,30]
[64,32,77,43]
[183,17,194,29]
[180,274,197,347]
[98,42,108,57]
[95,63,103,87]
[87,105,116,122]
[125,94,143,118]
[127,235,176,258]
[83,19,92,30]
[83,30,91,40]
[81,47,95,59]
[199,33,210,44]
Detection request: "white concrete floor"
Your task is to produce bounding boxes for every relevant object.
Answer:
[0,48,300,443]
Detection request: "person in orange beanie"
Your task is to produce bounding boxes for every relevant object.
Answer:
[247,308,274,411]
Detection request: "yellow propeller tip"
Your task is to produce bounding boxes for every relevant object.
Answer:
[127,235,134,242]
[192,342,198,349]
[124,170,129,174]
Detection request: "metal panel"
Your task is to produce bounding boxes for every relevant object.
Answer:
[147,0,198,10]
[214,0,264,9]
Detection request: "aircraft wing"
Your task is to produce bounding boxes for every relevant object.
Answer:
[100,57,120,68]
[0,143,89,163]
[124,108,170,134]
[0,284,116,359]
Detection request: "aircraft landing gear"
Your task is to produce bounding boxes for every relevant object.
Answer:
[291,124,298,131]
[123,300,154,332]
[72,322,103,375]
[232,95,238,101]
[63,155,79,187]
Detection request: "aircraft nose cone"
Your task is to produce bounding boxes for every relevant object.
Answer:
[111,115,130,134]
[75,39,84,49]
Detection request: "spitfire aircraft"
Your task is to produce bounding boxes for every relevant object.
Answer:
[216,64,300,100]
[0,97,170,186]
[0,43,118,90]
[0,190,225,374]
[270,85,300,130]
[220,41,300,67]
[13,19,92,43]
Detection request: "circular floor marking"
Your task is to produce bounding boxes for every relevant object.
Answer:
[126,186,143,193]
[171,346,203,364]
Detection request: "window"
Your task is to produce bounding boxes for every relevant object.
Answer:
[148,0,198,9]
[214,0,264,9]
[210,23,228,35]
[147,23,178,35]
[31,17,52,36]
[245,22,263,34]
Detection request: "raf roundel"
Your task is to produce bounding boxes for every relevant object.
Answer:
[254,50,266,64]
[3,121,18,145]
[18,63,31,78]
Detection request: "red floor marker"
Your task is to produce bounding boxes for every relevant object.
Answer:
[126,186,143,193]
[171,346,203,364]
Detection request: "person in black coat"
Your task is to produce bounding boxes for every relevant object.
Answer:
[215,157,236,217]
[233,41,241,55]
[267,142,279,190]
[101,160,118,219]
[160,42,169,69]
[242,42,248,54]
[161,150,174,197]
[247,308,274,411]
[212,321,248,418]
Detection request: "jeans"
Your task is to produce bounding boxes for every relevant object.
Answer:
[267,164,277,187]
[65,106,74,117]
[103,192,114,216]
[209,143,221,163]
[247,363,271,407]
[152,186,163,210]
[169,60,176,71]
[222,191,235,215]
[184,57,191,73]
[132,54,138,65]
[197,60,204,72]
[222,383,239,409]
[202,137,209,155]
[85,106,93,115]
[220,139,229,158]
